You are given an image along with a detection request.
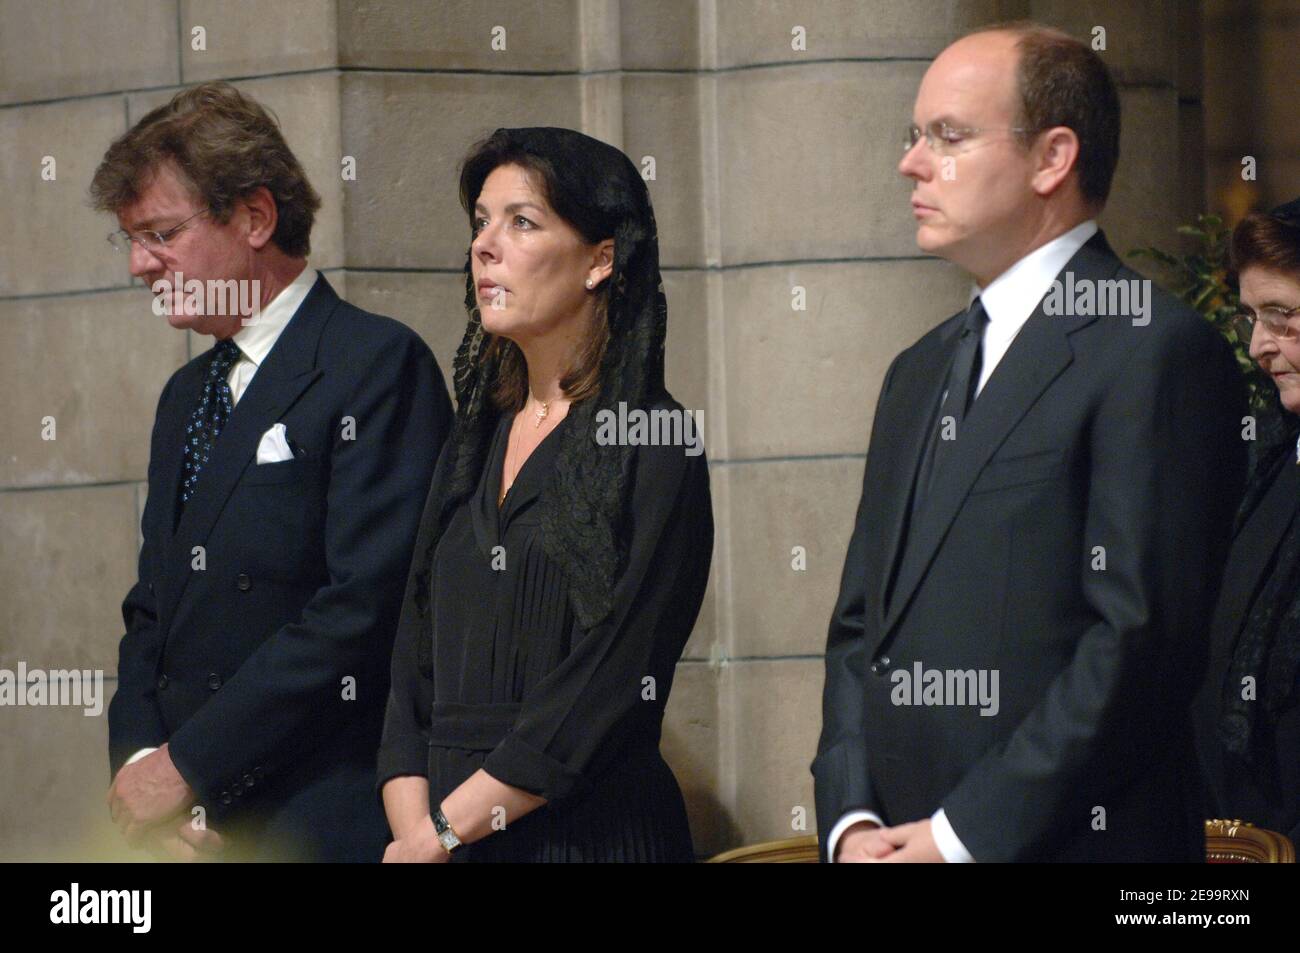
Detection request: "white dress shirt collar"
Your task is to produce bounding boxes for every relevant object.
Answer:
[230,263,317,368]
[968,220,1099,395]
[970,219,1099,320]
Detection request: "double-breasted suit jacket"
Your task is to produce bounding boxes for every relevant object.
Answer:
[109,274,453,861]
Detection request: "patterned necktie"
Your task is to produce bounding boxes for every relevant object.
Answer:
[179,339,241,508]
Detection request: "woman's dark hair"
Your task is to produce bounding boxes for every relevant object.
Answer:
[459,134,618,411]
[1230,207,1300,280]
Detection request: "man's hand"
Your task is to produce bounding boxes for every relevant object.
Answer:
[107,743,196,844]
[879,819,946,863]
[382,814,451,864]
[835,819,898,862]
[140,816,226,863]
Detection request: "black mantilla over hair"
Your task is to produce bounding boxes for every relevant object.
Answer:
[412,127,670,671]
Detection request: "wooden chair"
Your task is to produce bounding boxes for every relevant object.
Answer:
[707,835,818,863]
[707,823,1296,863]
[1205,819,1295,863]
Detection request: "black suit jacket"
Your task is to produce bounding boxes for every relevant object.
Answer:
[1193,458,1300,844]
[813,232,1247,862]
[108,274,452,861]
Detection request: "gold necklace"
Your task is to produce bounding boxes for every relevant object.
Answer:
[533,396,551,427]
[501,394,560,506]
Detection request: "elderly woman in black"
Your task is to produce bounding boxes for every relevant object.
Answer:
[377,128,712,862]
[1195,197,1300,845]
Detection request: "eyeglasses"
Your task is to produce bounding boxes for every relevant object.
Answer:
[107,207,209,254]
[1233,305,1300,343]
[904,121,1033,156]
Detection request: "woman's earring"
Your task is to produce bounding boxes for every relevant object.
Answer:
[585,278,594,289]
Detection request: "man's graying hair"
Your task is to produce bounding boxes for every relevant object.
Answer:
[90,81,320,257]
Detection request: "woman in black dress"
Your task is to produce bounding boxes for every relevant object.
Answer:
[377,127,712,862]
[1194,197,1300,844]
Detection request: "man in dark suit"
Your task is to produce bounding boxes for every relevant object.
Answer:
[92,83,452,861]
[813,23,1247,862]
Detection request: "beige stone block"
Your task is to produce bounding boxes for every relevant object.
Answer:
[577,72,624,151]
[340,270,470,373]
[0,484,140,674]
[718,658,823,850]
[684,441,727,663]
[0,698,125,860]
[662,269,714,435]
[0,289,189,488]
[339,72,583,269]
[180,0,339,82]
[1030,0,1176,86]
[721,458,865,659]
[622,74,706,268]
[713,0,1015,67]
[0,98,129,295]
[127,71,344,270]
[683,543,723,663]
[338,0,613,71]
[135,481,148,551]
[620,0,702,69]
[0,0,179,106]
[661,660,728,855]
[1100,87,1183,271]
[721,258,966,460]
[716,61,929,265]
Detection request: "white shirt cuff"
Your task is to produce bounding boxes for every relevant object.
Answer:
[125,747,158,766]
[931,807,975,863]
[827,809,884,862]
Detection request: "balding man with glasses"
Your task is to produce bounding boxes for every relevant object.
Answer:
[814,22,1247,863]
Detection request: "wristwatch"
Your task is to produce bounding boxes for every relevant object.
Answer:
[433,808,463,855]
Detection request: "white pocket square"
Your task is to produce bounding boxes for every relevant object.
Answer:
[256,423,295,464]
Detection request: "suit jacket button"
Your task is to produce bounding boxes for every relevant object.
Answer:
[244,773,255,787]
[156,674,169,690]
[236,572,252,591]
[253,766,264,780]
[207,673,222,691]
[870,657,891,676]
[220,790,232,805]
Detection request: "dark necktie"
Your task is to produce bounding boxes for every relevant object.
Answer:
[179,339,241,508]
[911,298,989,512]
